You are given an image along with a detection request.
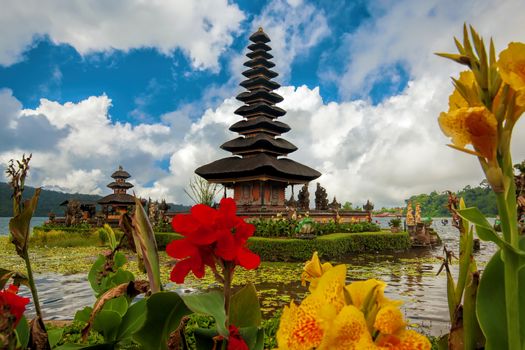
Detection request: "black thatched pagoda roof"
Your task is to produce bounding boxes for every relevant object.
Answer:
[98,193,136,205]
[107,181,134,189]
[111,165,131,179]
[195,27,320,184]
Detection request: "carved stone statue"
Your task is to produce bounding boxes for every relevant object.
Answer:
[329,196,341,210]
[148,200,159,225]
[363,199,374,212]
[65,199,82,226]
[314,182,329,210]
[297,184,310,211]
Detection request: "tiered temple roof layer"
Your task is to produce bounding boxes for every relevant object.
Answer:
[196,27,320,186]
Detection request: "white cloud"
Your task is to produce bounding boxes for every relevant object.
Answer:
[0,0,245,70]
[330,0,525,99]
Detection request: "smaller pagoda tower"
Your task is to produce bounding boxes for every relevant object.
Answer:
[98,165,136,218]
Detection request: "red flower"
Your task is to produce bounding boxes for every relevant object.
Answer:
[167,198,260,283]
[227,325,249,350]
[0,284,30,327]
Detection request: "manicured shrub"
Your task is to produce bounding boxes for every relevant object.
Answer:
[247,231,410,262]
[250,218,381,237]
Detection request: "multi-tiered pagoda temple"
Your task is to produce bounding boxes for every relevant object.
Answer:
[196,28,321,211]
[98,165,136,217]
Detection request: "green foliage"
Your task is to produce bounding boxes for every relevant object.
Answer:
[50,321,105,347]
[250,218,380,238]
[388,218,402,228]
[407,184,498,217]
[153,232,182,249]
[87,252,135,297]
[133,292,192,350]
[476,237,525,350]
[248,232,411,261]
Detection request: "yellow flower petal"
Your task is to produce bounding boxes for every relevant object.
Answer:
[319,305,376,350]
[438,106,497,161]
[374,305,406,334]
[448,71,476,111]
[376,329,431,350]
[301,251,333,291]
[498,42,525,91]
[345,279,386,310]
[276,265,347,350]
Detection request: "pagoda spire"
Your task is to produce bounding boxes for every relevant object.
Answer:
[195,28,320,211]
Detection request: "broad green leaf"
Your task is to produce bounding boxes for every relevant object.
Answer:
[117,299,147,340]
[9,188,41,255]
[132,197,162,293]
[230,283,262,328]
[87,255,106,293]
[102,224,117,251]
[463,272,482,350]
[476,241,525,350]
[93,310,122,342]
[133,292,191,350]
[182,291,228,337]
[114,252,127,268]
[436,334,449,350]
[48,327,64,348]
[15,315,29,348]
[238,326,264,350]
[102,296,128,317]
[455,225,474,305]
[74,306,93,323]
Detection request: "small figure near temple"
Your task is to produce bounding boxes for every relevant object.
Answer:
[314,182,328,210]
[297,184,310,211]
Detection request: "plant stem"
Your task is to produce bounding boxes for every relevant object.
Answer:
[223,264,232,330]
[22,251,44,322]
[495,192,520,349]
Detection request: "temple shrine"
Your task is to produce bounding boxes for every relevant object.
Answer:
[196,28,321,212]
[98,165,136,219]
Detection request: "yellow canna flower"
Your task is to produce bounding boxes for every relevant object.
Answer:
[448,71,480,110]
[301,251,333,291]
[344,279,387,310]
[319,305,376,350]
[374,305,406,334]
[498,42,525,92]
[438,106,497,161]
[376,329,431,350]
[276,264,346,350]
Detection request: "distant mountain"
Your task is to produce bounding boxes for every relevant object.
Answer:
[0,182,190,217]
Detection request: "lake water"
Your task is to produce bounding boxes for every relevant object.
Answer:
[9,217,497,337]
[0,216,48,235]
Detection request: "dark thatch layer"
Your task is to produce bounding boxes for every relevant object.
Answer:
[221,135,297,154]
[236,89,283,104]
[234,103,285,117]
[107,181,134,189]
[97,193,136,205]
[229,117,290,134]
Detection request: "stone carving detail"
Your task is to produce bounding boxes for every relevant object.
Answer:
[329,196,341,210]
[363,199,374,212]
[65,199,82,226]
[297,184,310,211]
[314,182,329,210]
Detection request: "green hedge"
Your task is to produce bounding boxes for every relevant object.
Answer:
[247,231,411,262]
[155,232,182,249]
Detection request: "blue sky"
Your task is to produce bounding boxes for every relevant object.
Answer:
[1,0,525,206]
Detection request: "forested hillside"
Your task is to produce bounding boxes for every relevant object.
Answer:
[0,182,190,217]
[406,183,497,217]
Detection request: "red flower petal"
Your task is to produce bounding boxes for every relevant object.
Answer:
[0,284,30,326]
[215,232,236,261]
[219,198,237,217]
[235,247,261,270]
[227,325,249,350]
[170,258,194,284]
[171,213,199,235]
[166,239,198,259]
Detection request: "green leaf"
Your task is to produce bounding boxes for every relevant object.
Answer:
[476,242,525,350]
[15,315,30,348]
[117,299,147,340]
[48,327,64,348]
[133,292,191,350]
[181,291,228,337]
[74,306,93,323]
[113,252,127,269]
[132,197,162,293]
[93,310,122,342]
[238,326,264,350]
[102,295,128,317]
[9,188,41,255]
[230,283,262,328]
[463,272,482,350]
[54,343,115,350]
[102,224,117,251]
